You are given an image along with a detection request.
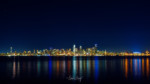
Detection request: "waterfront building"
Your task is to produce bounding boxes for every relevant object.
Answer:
[73,44,76,56]
[10,47,13,53]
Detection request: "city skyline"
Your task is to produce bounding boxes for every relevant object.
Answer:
[0,44,149,53]
[1,45,150,56]
[1,43,150,53]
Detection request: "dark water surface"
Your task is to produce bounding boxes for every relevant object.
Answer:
[0,56,150,84]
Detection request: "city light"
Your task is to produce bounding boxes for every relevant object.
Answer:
[0,45,150,56]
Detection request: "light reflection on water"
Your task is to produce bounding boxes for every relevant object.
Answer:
[3,56,150,82]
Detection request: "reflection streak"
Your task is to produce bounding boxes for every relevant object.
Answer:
[13,61,16,78]
[146,58,149,78]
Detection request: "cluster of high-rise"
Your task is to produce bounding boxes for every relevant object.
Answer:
[0,45,150,56]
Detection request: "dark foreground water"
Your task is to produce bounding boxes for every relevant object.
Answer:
[0,56,150,84]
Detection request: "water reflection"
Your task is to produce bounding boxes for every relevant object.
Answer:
[56,59,59,78]
[94,57,99,81]
[146,58,149,78]
[17,61,20,77]
[48,57,52,79]
[79,57,82,77]
[142,58,144,77]
[7,57,150,82]
[73,56,77,79]
[87,57,90,78]
[37,60,41,77]
[12,61,16,78]
[122,57,150,79]
[124,58,128,78]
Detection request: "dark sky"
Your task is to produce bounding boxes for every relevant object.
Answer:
[0,0,150,52]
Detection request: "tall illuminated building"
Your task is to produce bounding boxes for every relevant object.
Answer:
[79,45,82,55]
[24,50,27,54]
[43,49,46,55]
[10,47,13,53]
[28,51,31,54]
[37,50,38,54]
[95,44,98,47]
[80,46,82,50]
[105,50,107,56]
[15,51,17,56]
[146,50,149,56]
[34,49,35,54]
[73,44,76,56]
[94,44,98,53]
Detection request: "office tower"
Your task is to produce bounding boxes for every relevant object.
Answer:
[73,44,76,55]
[79,45,82,55]
[28,51,31,54]
[15,51,17,56]
[105,50,107,56]
[34,49,35,54]
[37,50,39,53]
[24,50,27,54]
[146,50,149,56]
[10,47,12,53]
[95,44,98,47]
[80,46,82,50]
[94,44,98,53]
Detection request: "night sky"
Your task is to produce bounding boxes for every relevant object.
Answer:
[0,0,150,52]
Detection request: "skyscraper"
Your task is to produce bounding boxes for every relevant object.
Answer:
[34,49,35,54]
[95,44,98,48]
[10,47,12,53]
[94,44,98,54]
[79,45,82,55]
[80,46,82,50]
[105,50,107,56]
[73,44,76,55]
